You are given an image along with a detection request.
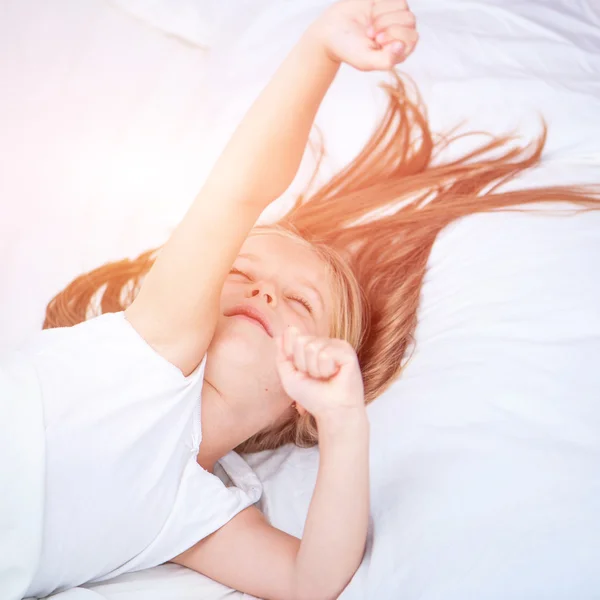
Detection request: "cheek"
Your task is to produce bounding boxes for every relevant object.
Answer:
[282,306,319,336]
[315,308,332,338]
[220,282,242,306]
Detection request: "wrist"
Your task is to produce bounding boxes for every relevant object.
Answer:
[303,22,342,68]
[315,405,369,436]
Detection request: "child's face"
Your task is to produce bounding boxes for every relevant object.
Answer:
[205,232,335,420]
[219,231,333,341]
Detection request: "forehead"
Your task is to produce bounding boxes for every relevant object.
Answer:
[242,232,332,296]
[242,232,327,275]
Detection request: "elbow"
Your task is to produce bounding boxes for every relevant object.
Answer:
[294,587,347,600]
[294,574,355,600]
[292,544,365,600]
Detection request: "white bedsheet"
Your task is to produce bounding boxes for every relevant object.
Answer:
[2,0,599,599]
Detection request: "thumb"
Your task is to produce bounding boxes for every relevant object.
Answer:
[365,41,405,70]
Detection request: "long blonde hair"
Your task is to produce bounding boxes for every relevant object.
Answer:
[43,71,600,454]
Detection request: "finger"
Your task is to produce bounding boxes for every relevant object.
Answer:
[275,336,311,405]
[293,335,313,373]
[377,27,419,59]
[373,21,417,49]
[369,2,410,37]
[372,10,417,37]
[396,28,419,59]
[304,338,330,379]
[317,348,339,379]
[364,41,406,70]
[323,338,359,365]
[372,0,409,19]
[283,326,297,360]
[274,336,316,420]
[275,334,297,380]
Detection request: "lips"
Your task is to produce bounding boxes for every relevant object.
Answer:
[224,304,274,337]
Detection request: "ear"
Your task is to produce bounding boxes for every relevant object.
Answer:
[292,401,308,417]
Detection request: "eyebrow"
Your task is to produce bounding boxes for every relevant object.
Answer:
[238,252,325,312]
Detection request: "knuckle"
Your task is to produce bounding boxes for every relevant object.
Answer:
[309,339,327,357]
[372,13,389,29]
[330,338,355,354]
[304,338,316,350]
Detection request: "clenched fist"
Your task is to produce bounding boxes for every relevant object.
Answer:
[308,0,419,72]
[275,327,365,421]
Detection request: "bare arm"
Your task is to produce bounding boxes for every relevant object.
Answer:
[157,0,416,595]
[294,410,370,599]
[126,31,341,375]
[172,410,370,600]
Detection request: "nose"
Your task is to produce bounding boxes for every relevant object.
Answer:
[247,281,278,307]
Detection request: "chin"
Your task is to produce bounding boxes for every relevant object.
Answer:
[207,322,284,399]
[206,318,289,407]
[210,318,275,367]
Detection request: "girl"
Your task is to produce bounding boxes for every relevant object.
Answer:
[7,1,600,600]
[3,1,419,600]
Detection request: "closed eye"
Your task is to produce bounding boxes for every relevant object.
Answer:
[229,267,252,280]
[288,295,313,314]
[230,267,313,314]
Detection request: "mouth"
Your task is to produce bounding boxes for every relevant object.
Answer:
[224,305,274,337]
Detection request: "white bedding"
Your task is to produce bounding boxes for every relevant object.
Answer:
[1,0,599,599]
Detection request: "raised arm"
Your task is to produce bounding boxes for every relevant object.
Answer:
[171,2,417,598]
[125,29,341,375]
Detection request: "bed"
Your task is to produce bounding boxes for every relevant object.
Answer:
[1,0,599,598]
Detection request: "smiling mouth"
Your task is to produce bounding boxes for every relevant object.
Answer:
[232,313,270,334]
[224,307,274,337]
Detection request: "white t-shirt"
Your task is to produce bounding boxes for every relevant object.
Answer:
[7,312,262,598]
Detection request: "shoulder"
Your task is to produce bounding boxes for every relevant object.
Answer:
[18,313,205,433]
[21,312,204,387]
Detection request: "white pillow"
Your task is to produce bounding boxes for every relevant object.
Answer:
[106,0,280,49]
[0,0,214,353]
[201,1,600,598]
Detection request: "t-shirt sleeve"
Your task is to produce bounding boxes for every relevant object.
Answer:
[23,311,206,448]
[16,312,215,593]
[10,312,263,585]
[104,453,264,579]
[18,312,262,581]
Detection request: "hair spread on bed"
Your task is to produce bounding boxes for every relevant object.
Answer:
[43,71,600,454]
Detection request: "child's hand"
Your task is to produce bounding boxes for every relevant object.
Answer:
[275,327,365,422]
[309,0,418,72]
